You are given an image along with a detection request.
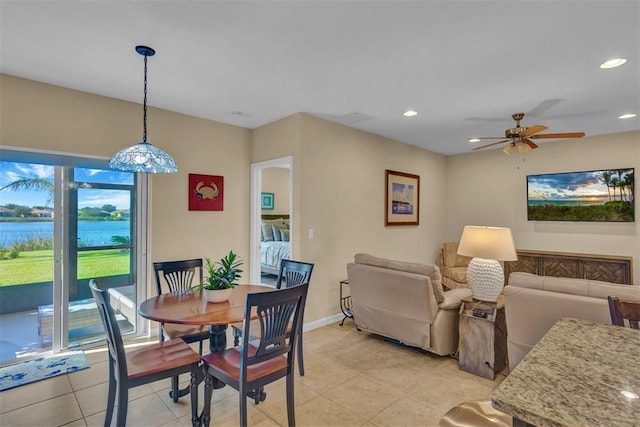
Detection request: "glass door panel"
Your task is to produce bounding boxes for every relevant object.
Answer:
[67,173,137,348]
[0,161,55,364]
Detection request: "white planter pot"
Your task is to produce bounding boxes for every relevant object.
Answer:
[203,288,233,303]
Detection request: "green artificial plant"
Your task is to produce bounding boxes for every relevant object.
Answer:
[199,250,244,290]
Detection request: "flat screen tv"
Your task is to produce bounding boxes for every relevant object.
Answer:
[527,168,635,222]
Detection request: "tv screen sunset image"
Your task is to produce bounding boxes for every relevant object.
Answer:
[527,168,634,222]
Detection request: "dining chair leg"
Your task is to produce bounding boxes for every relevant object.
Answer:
[232,328,241,346]
[115,384,129,427]
[105,363,116,427]
[202,373,213,427]
[189,370,199,427]
[239,383,248,427]
[297,332,304,376]
[286,371,296,427]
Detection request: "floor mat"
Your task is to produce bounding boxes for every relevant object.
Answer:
[0,351,89,391]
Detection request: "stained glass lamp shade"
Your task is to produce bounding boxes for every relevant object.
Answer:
[108,45,177,173]
[109,141,177,173]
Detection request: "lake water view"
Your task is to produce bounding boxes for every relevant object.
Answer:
[0,221,130,248]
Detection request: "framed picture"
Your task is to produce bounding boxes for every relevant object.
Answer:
[527,168,634,222]
[189,173,224,211]
[261,192,275,210]
[385,169,420,226]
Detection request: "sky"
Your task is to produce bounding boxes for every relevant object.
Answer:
[0,161,133,209]
[527,169,634,203]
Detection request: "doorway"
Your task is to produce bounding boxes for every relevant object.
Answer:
[250,156,293,285]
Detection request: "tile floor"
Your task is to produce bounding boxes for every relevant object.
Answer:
[0,320,505,426]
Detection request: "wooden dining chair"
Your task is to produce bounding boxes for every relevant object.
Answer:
[232,259,314,378]
[201,283,309,427]
[89,280,201,427]
[608,296,640,329]
[153,258,210,401]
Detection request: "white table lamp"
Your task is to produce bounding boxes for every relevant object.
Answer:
[457,226,517,302]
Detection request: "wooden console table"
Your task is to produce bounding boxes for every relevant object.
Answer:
[504,249,632,285]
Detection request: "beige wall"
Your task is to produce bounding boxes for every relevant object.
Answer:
[296,115,448,321]
[445,130,640,284]
[1,74,252,296]
[261,167,290,216]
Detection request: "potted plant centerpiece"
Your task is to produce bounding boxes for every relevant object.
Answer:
[197,251,243,303]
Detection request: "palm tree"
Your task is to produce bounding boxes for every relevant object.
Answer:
[0,176,54,206]
[610,176,619,201]
[599,171,612,202]
[622,170,634,202]
[616,169,628,201]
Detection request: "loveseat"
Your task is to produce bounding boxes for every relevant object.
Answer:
[347,253,472,356]
[439,242,471,290]
[504,272,640,370]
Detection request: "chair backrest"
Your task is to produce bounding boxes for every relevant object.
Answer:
[89,279,128,379]
[608,296,640,329]
[153,258,203,295]
[277,259,314,290]
[240,283,309,369]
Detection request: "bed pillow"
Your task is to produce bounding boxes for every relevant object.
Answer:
[280,229,290,242]
[261,219,281,241]
[272,223,288,241]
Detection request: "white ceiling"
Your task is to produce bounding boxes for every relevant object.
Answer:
[1,1,638,155]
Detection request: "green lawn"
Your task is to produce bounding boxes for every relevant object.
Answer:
[0,249,130,286]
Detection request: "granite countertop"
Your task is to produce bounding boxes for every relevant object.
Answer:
[491,317,640,427]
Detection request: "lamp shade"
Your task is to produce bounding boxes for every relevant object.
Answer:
[109,141,178,173]
[457,226,517,261]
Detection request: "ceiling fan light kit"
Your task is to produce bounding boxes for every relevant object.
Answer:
[470,112,585,155]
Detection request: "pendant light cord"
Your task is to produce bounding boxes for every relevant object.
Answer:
[142,53,148,143]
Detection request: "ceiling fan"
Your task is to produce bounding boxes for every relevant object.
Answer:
[470,113,586,155]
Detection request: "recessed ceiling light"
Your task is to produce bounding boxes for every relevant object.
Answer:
[468,138,481,143]
[600,58,627,69]
[618,113,637,119]
[403,110,418,117]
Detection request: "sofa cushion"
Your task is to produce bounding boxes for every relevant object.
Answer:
[442,242,472,268]
[354,253,445,303]
[443,266,467,283]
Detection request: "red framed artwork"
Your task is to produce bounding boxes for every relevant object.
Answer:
[189,174,224,211]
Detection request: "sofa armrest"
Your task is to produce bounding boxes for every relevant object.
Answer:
[439,288,473,310]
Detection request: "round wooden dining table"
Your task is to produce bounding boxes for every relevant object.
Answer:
[138,284,273,354]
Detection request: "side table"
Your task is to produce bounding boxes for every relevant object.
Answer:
[458,295,507,380]
[339,279,353,326]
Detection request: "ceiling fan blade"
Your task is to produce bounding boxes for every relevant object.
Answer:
[523,125,548,136]
[472,136,507,140]
[523,138,538,149]
[472,139,510,150]
[526,98,563,117]
[530,132,586,139]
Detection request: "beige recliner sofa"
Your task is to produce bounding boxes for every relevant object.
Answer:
[505,272,640,370]
[347,253,472,356]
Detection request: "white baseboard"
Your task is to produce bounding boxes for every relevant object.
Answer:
[302,313,345,332]
[142,313,344,336]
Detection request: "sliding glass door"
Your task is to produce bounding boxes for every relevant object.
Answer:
[0,158,143,365]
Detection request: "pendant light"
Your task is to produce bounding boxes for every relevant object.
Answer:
[109,45,177,173]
